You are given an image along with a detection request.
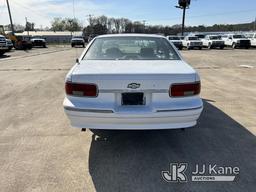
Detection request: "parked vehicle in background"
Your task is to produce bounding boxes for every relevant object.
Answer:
[202,35,225,49]
[14,36,33,50]
[31,36,47,48]
[0,35,8,56]
[71,36,85,47]
[64,34,203,130]
[6,39,13,51]
[245,33,256,47]
[195,34,206,40]
[0,25,32,50]
[178,36,185,40]
[167,35,183,50]
[182,36,203,50]
[222,34,251,49]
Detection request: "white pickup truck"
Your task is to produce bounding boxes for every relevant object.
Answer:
[182,36,203,50]
[201,35,225,49]
[222,34,251,49]
[167,35,183,50]
[0,35,8,56]
[245,33,256,47]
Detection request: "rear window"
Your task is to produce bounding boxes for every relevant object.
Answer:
[83,36,180,60]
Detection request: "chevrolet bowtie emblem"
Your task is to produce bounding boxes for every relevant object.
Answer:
[127,83,140,89]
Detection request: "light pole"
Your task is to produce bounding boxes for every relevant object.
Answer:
[175,0,191,36]
[6,0,14,34]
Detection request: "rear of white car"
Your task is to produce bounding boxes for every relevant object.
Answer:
[64,34,203,130]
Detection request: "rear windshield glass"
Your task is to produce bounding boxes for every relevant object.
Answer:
[83,36,180,60]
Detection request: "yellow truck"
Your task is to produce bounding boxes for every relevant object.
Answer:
[0,25,32,50]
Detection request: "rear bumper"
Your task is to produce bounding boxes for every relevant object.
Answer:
[63,98,203,130]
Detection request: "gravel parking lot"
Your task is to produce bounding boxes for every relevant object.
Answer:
[0,47,255,192]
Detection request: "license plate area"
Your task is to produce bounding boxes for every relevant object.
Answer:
[122,92,145,106]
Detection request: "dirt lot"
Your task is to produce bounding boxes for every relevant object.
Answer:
[0,47,255,192]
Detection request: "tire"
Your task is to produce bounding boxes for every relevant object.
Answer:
[232,43,236,49]
[179,46,183,50]
[208,43,212,49]
[0,51,4,56]
[220,46,224,49]
[198,47,202,50]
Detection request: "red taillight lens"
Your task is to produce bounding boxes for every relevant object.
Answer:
[65,82,98,97]
[170,82,201,97]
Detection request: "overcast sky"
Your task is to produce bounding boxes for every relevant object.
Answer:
[0,0,256,28]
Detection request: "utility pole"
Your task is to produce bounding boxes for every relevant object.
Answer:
[25,17,30,37]
[6,0,15,34]
[254,17,256,31]
[142,20,147,33]
[175,0,191,36]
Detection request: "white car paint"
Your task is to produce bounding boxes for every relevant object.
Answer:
[63,34,203,130]
[201,35,225,49]
[182,36,203,49]
[222,34,251,48]
[245,33,256,47]
[166,35,183,50]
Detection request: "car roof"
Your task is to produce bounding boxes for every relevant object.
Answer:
[96,33,166,39]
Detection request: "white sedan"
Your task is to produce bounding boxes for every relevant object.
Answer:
[63,34,203,130]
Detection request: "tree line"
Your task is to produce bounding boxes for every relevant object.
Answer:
[82,15,256,36]
[3,15,256,35]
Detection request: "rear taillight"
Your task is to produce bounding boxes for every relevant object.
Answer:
[170,82,201,97]
[65,82,98,97]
